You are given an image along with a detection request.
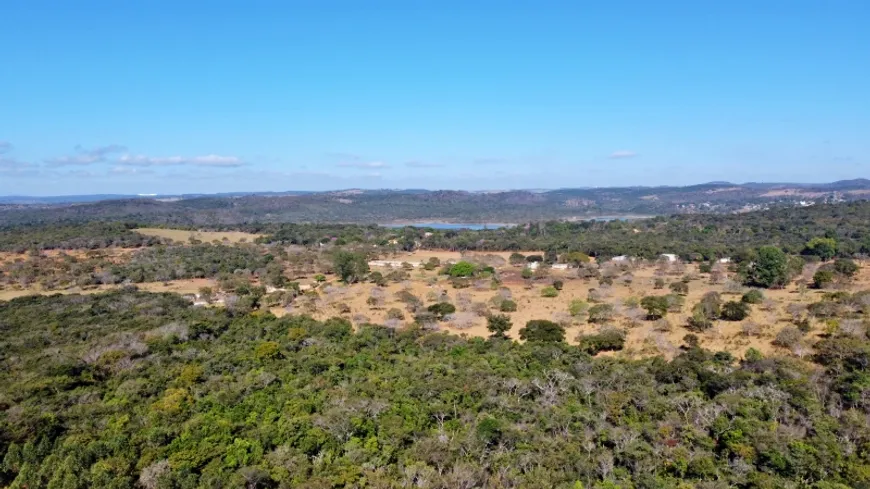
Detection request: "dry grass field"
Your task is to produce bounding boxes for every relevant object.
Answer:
[2,244,867,360]
[0,279,215,301]
[275,251,870,359]
[135,228,262,244]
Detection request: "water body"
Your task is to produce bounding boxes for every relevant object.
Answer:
[382,222,509,230]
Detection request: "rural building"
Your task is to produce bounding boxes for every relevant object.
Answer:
[660,254,678,262]
[551,263,570,270]
[611,255,629,262]
[717,257,732,263]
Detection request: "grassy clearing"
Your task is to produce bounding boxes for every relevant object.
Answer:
[134,228,262,244]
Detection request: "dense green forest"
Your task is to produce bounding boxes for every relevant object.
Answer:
[0,222,162,252]
[2,201,870,260]
[1,290,869,488]
[256,202,870,260]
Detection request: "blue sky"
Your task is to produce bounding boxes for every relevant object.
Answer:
[1,0,867,195]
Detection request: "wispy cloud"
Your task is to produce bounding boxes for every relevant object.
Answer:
[405,161,444,168]
[609,150,638,159]
[46,144,127,166]
[109,166,155,175]
[117,154,246,167]
[0,141,12,154]
[337,161,390,169]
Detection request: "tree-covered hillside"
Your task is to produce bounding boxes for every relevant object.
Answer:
[1,290,869,488]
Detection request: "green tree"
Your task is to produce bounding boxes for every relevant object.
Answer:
[519,319,565,342]
[746,246,790,288]
[448,261,476,278]
[804,237,837,261]
[499,299,518,312]
[333,251,369,283]
[486,314,513,338]
[640,296,669,320]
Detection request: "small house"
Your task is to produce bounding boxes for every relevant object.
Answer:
[611,255,628,262]
[660,254,678,263]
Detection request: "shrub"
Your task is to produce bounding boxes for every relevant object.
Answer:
[669,282,688,295]
[640,296,669,320]
[386,308,405,320]
[588,304,615,324]
[448,261,476,278]
[427,302,456,320]
[654,278,665,289]
[741,289,764,304]
[721,301,750,321]
[552,280,564,291]
[652,318,672,332]
[500,300,517,312]
[255,341,281,361]
[577,328,625,355]
[541,286,559,298]
[813,269,835,289]
[687,310,714,332]
[773,326,804,348]
[699,263,712,274]
[521,268,533,280]
[569,299,588,317]
[519,320,565,342]
[833,258,859,277]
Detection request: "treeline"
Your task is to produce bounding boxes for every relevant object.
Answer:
[0,222,163,252]
[1,290,870,487]
[254,201,870,260]
[3,201,870,262]
[111,244,277,283]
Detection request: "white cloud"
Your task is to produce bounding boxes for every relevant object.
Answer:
[337,161,390,169]
[46,144,127,166]
[609,150,638,159]
[117,154,245,167]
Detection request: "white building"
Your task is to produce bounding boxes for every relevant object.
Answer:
[551,263,570,270]
[611,255,628,262]
[660,254,678,263]
[717,257,732,264]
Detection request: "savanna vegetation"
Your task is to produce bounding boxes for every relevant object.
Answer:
[3,290,870,488]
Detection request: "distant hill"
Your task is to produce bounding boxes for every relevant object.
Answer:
[1,179,867,226]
